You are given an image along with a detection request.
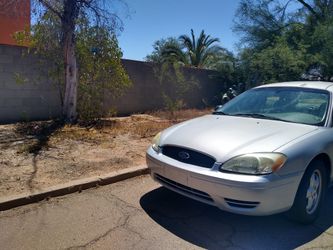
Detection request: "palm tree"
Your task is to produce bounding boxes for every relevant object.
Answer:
[146,30,223,69]
[146,37,189,65]
[179,29,222,68]
[160,41,189,65]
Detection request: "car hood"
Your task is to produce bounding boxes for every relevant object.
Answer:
[160,114,318,162]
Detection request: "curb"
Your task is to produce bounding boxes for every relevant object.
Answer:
[0,165,149,211]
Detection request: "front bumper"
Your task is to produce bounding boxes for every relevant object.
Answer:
[146,147,303,216]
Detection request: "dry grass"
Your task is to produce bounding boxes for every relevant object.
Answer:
[0,108,210,197]
[147,108,211,121]
[11,109,211,154]
[50,116,172,143]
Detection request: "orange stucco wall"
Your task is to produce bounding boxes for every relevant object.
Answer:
[0,0,30,46]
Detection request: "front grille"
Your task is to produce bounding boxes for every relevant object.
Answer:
[155,174,214,203]
[161,146,216,168]
[224,198,260,209]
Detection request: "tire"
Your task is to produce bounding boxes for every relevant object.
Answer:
[288,160,327,224]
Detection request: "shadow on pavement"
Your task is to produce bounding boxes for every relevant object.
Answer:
[140,186,333,250]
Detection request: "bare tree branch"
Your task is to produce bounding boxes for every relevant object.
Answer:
[296,0,320,19]
[38,0,63,19]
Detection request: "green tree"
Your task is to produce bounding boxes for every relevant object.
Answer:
[76,23,131,120]
[145,37,188,65]
[311,22,333,79]
[15,10,131,121]
[234,0,333,84]
[146,30,236,106]
[300,0,333,79]
[146,29,226,70]
[234,0,293,50]
[246,38,307,84]
[179,29,222,68]
[9,0,128,122]
[153,62,198,114]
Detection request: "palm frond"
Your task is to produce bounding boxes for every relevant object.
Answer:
[178,29,222,68]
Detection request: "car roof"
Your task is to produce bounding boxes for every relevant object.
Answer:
[255,81,333,90]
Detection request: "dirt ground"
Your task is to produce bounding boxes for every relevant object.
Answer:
[0,109,210,197]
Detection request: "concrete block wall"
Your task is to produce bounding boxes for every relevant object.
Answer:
[0,45,223,123]
[107,59,223,115]
[0,45,62,123]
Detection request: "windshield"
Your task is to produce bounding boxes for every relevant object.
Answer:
[215,87,330,126]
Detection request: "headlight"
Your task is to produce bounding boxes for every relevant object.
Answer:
[152,132,161,152]
[220,153,287,175]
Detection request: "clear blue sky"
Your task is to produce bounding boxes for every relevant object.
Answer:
[118,0,241,61]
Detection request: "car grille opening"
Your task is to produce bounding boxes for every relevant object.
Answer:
[224,198,260,209]
[161,146,216,169]
[155,174,214,203]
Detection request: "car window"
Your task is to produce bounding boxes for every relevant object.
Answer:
[217,87,330,126]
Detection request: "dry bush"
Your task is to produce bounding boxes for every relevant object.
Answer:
[147,108,211,121]
[130,120,172,138]
[12,109,211,152]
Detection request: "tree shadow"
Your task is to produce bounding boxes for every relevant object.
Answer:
[140,186,333,250]
[77,119,117,130]
[15,120,65,189]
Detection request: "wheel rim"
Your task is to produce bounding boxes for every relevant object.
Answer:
[306,169,322,215]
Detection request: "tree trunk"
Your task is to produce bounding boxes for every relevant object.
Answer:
[62,0,79,123]
[62,30,78,122]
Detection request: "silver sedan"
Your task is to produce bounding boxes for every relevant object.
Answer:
[146,81,333,224]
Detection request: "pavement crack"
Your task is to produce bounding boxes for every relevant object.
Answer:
[65,209,145,250]
[65,215,130,250]
[64,192,146,249]
[93,193,147,244]
[88,192,141,213]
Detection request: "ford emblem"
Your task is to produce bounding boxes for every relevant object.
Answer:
[178,151,190,160]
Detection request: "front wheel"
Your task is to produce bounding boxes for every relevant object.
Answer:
[288,161,327,224]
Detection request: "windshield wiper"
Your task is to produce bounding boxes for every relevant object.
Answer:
[233,113,285,122]
[212,111,285,122]
[212,111,228,115]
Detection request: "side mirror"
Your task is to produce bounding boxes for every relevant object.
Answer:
[214,105,223,111]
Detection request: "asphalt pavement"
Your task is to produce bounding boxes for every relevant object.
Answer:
[0,175,332,250]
